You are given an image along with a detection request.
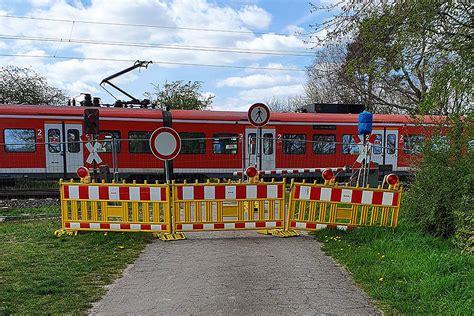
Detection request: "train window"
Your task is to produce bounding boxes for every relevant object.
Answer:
[373,134,383,154]
[342,135,360,155]
[101,131,121,153]
[180,132,205,154]
[213,133,238,154]
[403,135,424,154]
[313,134,336,154]
[48,129,62,153]
[263,133,273,155]
[387,134,396,154]
[67,129,80,153]
[248,133,256,155]
[429,135,449,151]
[283,134,306,154]
[4,129,36,152]
[129,131,152,153]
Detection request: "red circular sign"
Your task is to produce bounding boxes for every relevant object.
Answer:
[387,174,399,185]
[248,103,270,127]
[322,168,334,181]
[149,127,181,161]
[246,166,258,178]
[76,166,89,178]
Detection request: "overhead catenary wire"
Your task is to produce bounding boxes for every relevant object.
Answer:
[0,14,310,37]
[0,34,315,57]
[0,53,307,72]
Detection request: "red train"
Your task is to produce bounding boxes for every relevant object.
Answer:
[0,104,443,181]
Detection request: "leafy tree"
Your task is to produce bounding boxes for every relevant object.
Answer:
[305,44,365,107]
[0,65,68,105]
[307,0,472,115]
[265,96,307,113]
[145,80,214,111]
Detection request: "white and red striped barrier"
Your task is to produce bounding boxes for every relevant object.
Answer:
[173,181,286,233]
[176,221,282,231]
[175,184,283,201]
[60,180,171,234]
[63,184,167,201]
[289,222,356,231]
[293,184,400,207]
[287,181,402,231]
[233,167,346,177]
[64,222,168,231]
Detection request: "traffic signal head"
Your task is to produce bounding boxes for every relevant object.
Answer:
[84,109,99,135]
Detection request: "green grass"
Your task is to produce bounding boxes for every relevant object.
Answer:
[0,206,60,217]
[312,216,474,314]
[0,219,153,314]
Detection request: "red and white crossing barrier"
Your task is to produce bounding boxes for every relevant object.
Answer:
[289,222,356,231]
[65,222,168,231]
[63,184,168,201]
[176,221,282,231]
[175,184,283,201]
[233,167,347,177]
[293,184,400,206]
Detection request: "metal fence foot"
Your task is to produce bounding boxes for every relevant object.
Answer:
[160,232,186,241]
[261,229,299,238]
[54,229,78,238]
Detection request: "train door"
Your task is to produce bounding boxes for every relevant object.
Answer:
[371,129,398,171]
[245,128,275,170]
[45,123,84,174]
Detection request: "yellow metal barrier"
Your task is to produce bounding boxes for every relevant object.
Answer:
[287,180,402,231]
[172,179,286,232]
[58,179,171,234]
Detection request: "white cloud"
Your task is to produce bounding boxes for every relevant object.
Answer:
[238,84,305,102]
[238,5,272,29]
[0,0,311,105]
[28,0,56,7]
[217,73,303,89]
[235,33,308,51]
[285,24,305,35]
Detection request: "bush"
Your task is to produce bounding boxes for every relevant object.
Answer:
[403,117,473,252]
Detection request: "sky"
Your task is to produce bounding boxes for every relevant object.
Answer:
[0,0,339,111]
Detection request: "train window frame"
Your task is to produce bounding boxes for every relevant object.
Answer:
[282,134,306,155]
[179,132,206,154]
[47,128,62,153]
[101,130,121,153]
[213,133,238,155]
[429,135,449,151]
[342,134,360,155]
[386,134,397,154]
[67,129,80,153]
[248,133,256,155]
[373,134,383,155]
[3,128,36,153]
[312,134,336,154]
[263,133,273,155]
[403,134,424,154]
[128,131,152,154]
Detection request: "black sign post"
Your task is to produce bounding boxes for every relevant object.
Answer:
[248,103,270,171]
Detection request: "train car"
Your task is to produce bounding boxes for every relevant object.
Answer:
[0,104,444,181]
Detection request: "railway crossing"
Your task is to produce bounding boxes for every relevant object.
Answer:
[56,104,402,239]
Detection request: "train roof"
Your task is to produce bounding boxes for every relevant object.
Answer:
[0,104,444,125]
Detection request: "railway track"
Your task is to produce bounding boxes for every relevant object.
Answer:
[0,189,59,200]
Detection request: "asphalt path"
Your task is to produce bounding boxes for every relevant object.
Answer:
[90,231,379,315]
